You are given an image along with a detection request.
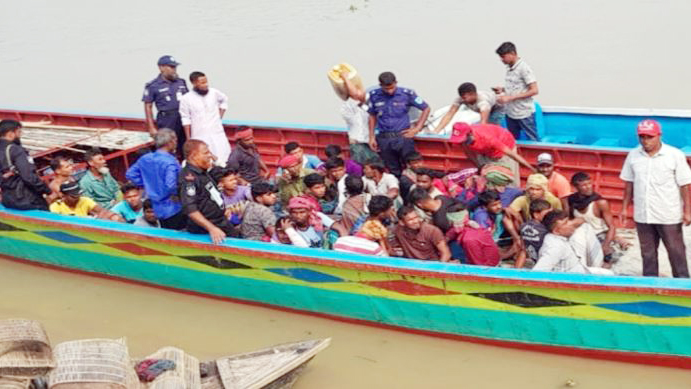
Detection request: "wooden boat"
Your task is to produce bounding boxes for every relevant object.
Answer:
[0,108,690,370]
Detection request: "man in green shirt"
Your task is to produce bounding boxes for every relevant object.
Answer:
[79,148,122,209]
[276,154,314,207]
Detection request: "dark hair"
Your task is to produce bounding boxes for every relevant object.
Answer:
[303,172,325,188]
[219,167,239,179]
[345,175,364,196]
[143,199,154,211]
[275,216,289,229]
[364,159,386,173]
[183,139,206,158]
[50,156,69,172]
[397,204,417,221]
[84,147,103,163]
[405,152,423,164]
[0,120,21,137]
[478,190,501,207]
[378,71,396,85]
[496,42,517,56]
[120,181,139,195]
[408,187,431,205]
[457,82,477,96]
[542,210,568,232]
[571,172,591,186]
[189,71,206,83]
[529,198,552,217]
[414,167,445,180]
[251,182,275,200]
[368,195,393,217]
[284,142,300,154]
[325,144,342,158]
[325,157,345,170]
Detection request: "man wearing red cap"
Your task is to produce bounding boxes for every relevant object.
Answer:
[277,154,315,207]
[449,122,536,186]
[226,126,269,185]
[620,119,691,278]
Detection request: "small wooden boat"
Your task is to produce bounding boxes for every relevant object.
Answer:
[0,107,690,370]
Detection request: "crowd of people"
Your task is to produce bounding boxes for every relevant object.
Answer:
[0,41,689,278]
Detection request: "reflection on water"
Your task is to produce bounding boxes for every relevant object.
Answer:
[1,259,689,388]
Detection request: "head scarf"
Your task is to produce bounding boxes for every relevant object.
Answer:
[278,154,300,169]
[358,219,388,241]
[288,196,324,232]
[446,168,478,186]
[526,173,549,192]
[235,127,253,141]
[481,164,514,188]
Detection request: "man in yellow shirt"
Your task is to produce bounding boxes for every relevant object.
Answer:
[49,182,124,222]
[510,174,562,222]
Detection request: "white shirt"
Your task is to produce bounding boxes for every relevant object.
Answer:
[534,233,590,273]
[568,223,604,268]
[341,98,369,144]
[620,144,691,224]
[364,173,402,205]
[335,174,349,215]
[179,88,231,164]
[504,59,537,119]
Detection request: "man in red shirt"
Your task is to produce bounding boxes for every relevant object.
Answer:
[450,122,535,186]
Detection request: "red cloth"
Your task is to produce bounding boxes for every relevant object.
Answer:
[278,154,300,168]
[467,124,515,159]
[637,119,661,136]
[458,227,500,266]
[235,127,253,140]
[288,195,324,233]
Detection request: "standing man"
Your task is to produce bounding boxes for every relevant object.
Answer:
[368,72,431,177]
[0,120,51,210]
[179,140,240,244]
[432,82,505,133]
[620,119,691,278]
[493,42,539,141]
[179,71,231,166]
[142,55,189,156]
[339,71,379,165]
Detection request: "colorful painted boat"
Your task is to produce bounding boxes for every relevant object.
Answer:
[1,206,691,370]
[1,108,691,369]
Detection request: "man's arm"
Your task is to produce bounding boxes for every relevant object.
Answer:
[368,114,378,151]
[479,108,491,125]
[179,98,192,139]
[125,160,143,187]
[533,237,561,272]
[12,148,50,195]
[620,181,633,226]
[144,102,157,135]
[188,211,226,244]
[500,145,537,173]
[92,204,125,222]
[498,82,538,104]
[597,199,617,254]
[681,184,691,225]
[218,90,228,118]
[435,239,452,262]
[341,72,366,103]
[432,105,459,134]
[403,106,431,138]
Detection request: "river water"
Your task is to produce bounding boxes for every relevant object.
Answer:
[2,0,691,387]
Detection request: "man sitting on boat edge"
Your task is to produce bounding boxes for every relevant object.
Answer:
[50,181,124,222]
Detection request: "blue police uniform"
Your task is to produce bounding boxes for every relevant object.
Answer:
[142,64,189,155]
[368,87,428,176]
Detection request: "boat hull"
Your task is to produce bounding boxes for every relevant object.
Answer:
[1,207,691,369]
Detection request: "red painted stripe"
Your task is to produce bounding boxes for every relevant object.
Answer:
[2,211,691,297]
[1,253,690,371]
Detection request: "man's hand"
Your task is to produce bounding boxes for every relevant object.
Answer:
[280,218,294,230]
[684,210,691,226]
[147,124,157,136]
[491,86,505,94]
[209,226,226,245]
[497,95,513,105]
[618,209,628,226]
[340,70,350,79]
[369,138,378,152]
[602,242,614,256]
[401,128,419,138]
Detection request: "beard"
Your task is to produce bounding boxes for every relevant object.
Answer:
[194,87,209,96]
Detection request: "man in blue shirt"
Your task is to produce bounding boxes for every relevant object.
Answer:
[142,55,189,157]
[368,72,431,177]
[126,129,185,230]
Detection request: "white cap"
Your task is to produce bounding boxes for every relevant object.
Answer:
[537,153,554,165]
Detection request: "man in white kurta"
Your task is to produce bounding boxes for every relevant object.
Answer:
[179,72,231,165]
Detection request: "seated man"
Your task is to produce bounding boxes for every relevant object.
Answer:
[432,82,505,133]
[566,172,630,259]
[324,157,349,215]
[285,141,323,171]
[79,148,122,209]
[334,219,390,256]
[411,168,445,199]
[226,126,269,185]
[509,173,562,221]
[474,190,522,259]
[240,182,278,241]
[271,217,310,247]
[400,152,424,199]
[50,181,124,222]
[536,152,571,205]
[277,154,315,207]
[48,156,75,202]
[534,211,612,275]
[179,140,240,244]
[111,182,144,223]
[0,119,51,211]
[218,167,252,224]
[340,175,371,233]
[126,128,185,230]
[134,199,161,228]
[408,188,465,234]
[363,159,402,207]
[390,205,451,262]
[519,199,552,267]
[325,144,362,176]
[303,172,337,215]
[285,196,331,248]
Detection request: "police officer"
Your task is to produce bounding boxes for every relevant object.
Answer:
[178,139,240,244]
[367,72,431,177]
[0,120,51,210]
[143,55,189,156]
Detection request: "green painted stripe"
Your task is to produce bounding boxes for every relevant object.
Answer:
[2,237,691,357]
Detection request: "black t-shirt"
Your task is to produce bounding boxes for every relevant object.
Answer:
[431,196,465,233]
[179,163,238,236]
[520,220,548,261]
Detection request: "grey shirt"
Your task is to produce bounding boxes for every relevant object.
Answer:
[504,58,537,119]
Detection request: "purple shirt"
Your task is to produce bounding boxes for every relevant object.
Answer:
[222,185,252,208]
[345,159,363,176]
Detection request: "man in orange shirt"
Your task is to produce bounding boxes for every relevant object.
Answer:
[536,153,571,208]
